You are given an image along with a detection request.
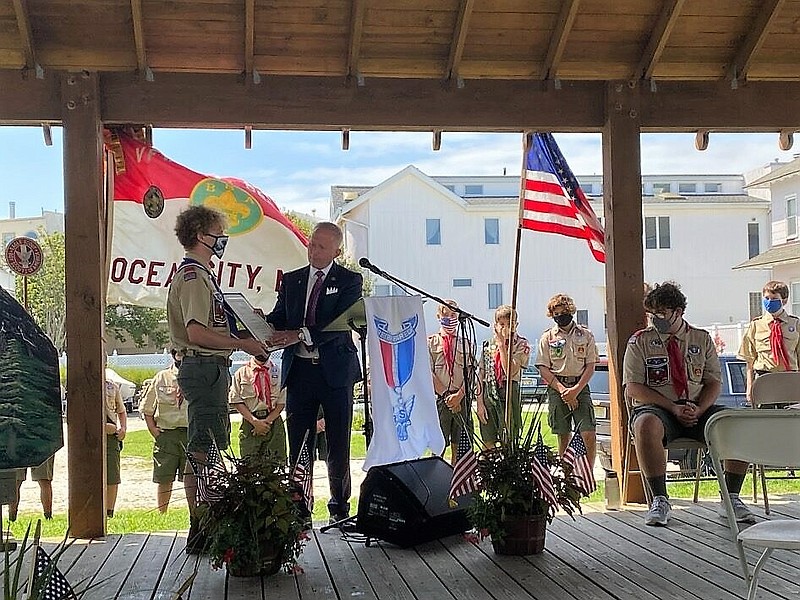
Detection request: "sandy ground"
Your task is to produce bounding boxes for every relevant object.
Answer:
[15,414,366,516]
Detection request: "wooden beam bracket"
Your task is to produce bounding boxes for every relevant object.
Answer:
[432,129,442,151]
[779,129,794,151]
[695,129,709,151]
[342,128,350,151]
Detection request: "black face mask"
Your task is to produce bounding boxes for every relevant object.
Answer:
[553,313,573,328]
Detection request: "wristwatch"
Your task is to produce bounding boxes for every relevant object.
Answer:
[297,329,306,342]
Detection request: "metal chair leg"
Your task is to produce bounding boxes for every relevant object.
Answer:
[759,464,770,515]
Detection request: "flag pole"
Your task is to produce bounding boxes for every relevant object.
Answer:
[504,132,534,441]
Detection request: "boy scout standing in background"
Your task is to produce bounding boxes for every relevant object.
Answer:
[140,351,189,513]
[535,294,598,463]
[229,353,287,462]
[737,280,800,404]
[428,300,474,464]
[476,304,530,447]
[104,376,127,518]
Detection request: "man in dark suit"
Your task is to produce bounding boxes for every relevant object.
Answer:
[266,222,362,524]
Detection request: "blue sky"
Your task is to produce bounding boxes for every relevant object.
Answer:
[0,126,796,219]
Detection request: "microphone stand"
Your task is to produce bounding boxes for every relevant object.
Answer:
[360,260,490,329]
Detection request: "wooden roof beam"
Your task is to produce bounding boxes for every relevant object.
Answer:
[445,0,474,84]
[130,0,152,81]
[635,0,686,81]
[727,0,786,84]
[346,0,366,85]
[542,0,580,81]
[11,0,42,78]
[244,0,259,84]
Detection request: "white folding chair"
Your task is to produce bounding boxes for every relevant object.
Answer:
[705,410,800,600]
[750,372,800,514]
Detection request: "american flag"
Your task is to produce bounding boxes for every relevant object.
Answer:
[563,432,597,495]
[449,427,480,500]
[532,432,558,507]
[291,433,314,512]
[186,439,226,504]
[31,545,77,600]
[520,132,605,263]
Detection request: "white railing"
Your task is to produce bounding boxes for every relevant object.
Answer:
[697,321,749,355]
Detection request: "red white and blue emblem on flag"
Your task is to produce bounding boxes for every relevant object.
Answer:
[374,315,419,441]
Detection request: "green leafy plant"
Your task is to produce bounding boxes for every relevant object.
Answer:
[200,451,307,576]
[467,412,583,546]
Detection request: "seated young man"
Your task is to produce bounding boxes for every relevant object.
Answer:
[623,281,754,527]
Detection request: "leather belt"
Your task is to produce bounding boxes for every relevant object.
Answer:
[182,355,231,367]
[556,375,580,386]
[252,409,270,419]
[296,356,320,365]
[755,369,771,377]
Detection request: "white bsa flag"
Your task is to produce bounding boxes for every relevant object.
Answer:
[363,296,445,470]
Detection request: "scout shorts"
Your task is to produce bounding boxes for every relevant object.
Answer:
[152,427,188,484]
[547,385,596,435]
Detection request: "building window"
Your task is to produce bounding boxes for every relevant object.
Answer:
[645,216,670,249]
[792,283,800,317]
[488,283,503,309]
[652,182,671,195]
[787,195,797,239]
[484,218,500,244]
[576,309,588,326]
[453,279,472,287]
[426,218,441,245]
[704,182,722,193]
[444,184,455,192]
[678,183,697,194]
[464,184,483,196]
[375,284,407,297]
[747,222,760,259]
[749,292,762,320]
[582,183,593,194]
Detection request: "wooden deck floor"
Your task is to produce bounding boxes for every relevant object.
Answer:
[37,499,800,600]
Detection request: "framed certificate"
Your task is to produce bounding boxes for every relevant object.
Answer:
[223,293,290,351]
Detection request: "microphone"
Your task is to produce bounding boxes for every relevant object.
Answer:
[358,257,383,276]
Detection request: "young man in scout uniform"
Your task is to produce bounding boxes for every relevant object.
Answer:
[104,376,127,518]
[428,300,474,464]
[229,352,287,462]
[476,304,530,447]
[140,351,189,513]
[737,280,800,403]
[623,281,753,527]
[167,205,266,553]
[535,294,598,462]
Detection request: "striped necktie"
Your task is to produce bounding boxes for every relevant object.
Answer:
[305,270,325,327]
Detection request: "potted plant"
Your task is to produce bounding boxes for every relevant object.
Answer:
[467,417,584,555]
[198,450,308,577]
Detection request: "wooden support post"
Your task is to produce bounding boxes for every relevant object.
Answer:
[602,81,647,504]
[61,70,107,538]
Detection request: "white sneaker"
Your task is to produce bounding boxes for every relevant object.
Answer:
[645,495,671,526]
[718,493,756,524]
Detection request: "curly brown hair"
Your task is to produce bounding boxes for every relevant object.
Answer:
[546,294,576,317]
[643,281,687,313]
[174,205,226,249]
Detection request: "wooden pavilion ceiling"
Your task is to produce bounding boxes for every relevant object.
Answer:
[2,0,800,83]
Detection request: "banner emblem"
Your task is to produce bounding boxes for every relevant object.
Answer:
[374,315,418,441]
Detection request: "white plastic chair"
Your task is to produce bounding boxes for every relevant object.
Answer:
[705,410,800,600]
[750,372,800,514]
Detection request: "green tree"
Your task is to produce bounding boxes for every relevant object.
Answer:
[105,304,169,349]
[284,211,314,238]
[12,231,67,352]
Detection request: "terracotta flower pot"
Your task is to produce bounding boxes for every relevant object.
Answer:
[491,514,547,555]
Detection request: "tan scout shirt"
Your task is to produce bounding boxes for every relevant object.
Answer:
[623,323,721,407]
[229,358,285,413]
[534,323,599,377]
[140,366,188,430]
[428,333,475,393]
[737,311,800,372]
[478,335,531,384]
[166,250,231,358]
[104,380,125,425]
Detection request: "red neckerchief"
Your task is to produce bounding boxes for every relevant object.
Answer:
[252,362,273,411]
[769,317,792,370]
[441,332,456,378]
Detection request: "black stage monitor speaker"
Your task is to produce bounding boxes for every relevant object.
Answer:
[356,456,472,547]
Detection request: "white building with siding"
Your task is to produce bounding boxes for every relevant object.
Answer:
[333,166,770,343]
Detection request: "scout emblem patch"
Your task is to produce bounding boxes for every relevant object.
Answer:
[645,356,669,387]
[549,338,566,359]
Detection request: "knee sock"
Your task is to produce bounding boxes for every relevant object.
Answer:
[724,471,746,495]
[647,476,668,499]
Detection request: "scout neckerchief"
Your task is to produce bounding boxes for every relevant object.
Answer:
[441,331,456,378]
[251,360,273,411]
[768,315,792,371]
[177,257,239,336]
